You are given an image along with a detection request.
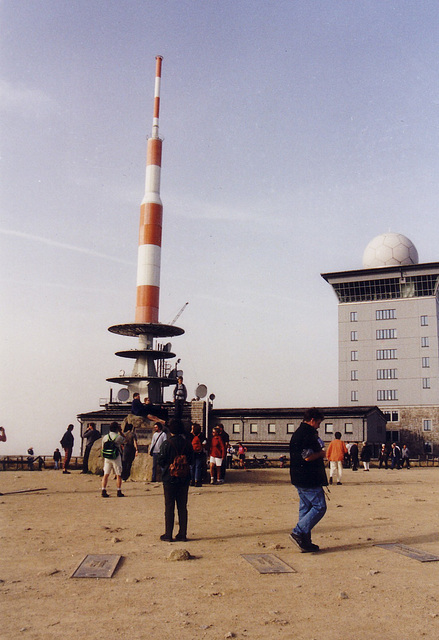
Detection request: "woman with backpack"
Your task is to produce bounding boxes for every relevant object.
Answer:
[157,418,193,542]
[101,422,126,498]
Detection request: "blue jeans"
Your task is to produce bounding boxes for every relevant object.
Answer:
[191,454,204,483]
[293,486,327,537]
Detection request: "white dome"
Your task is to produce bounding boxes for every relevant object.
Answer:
[362,233,419,268]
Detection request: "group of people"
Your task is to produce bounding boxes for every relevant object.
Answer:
[378,442,411,469]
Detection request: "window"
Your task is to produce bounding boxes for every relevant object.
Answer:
[377,389,398,401]
[350,311,358,322]
[344,422,353,434]
[422,378,431,389]
[351,331,358,341]
[376,309,396,320]
[376,329,397,340]
[268,423,276,434]
[377,369,397,380]
[376,349,397,360]
[250,423,258,434]
[421,315,429,326]
[421,336,429,347]
[325,423,333,434]
[383,411,399,423]
[351,370,358,381]
[351,390,358,402]
[423,419,432,432]
[286,423,295,434]
[351,351,358,361]
[232,423,240,434]
[422,357,430,368]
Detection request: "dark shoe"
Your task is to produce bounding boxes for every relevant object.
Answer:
[289,532,311,552]
[337,481,342,485]
[190,481,195,486]
[101,489,109,498]
[329,477,333,485]
[174,533,187,541]
[160,534,173,542]
[195,482,202,487]
[302,532,320,552]
[117,490,125,497]
[63,471,70,474]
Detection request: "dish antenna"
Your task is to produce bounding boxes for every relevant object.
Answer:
[117,388,130,402]
[195,384,207,399]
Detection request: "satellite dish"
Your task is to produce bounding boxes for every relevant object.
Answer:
[176,370,184,378]
[117,388,130,402]
[195,384,207,399]
[209,393,216,401]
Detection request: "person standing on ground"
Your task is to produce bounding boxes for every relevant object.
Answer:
[53,448,62,470]
[209,427,226,484]
[0,426,6,443]
[390,442,402,470]
[157,418,193,542]
[289,408,328,553]
[101,422,125,498]
[149,422,167,482]
[173,376,187,420]
[60,424,74,474]
[326,432,348,485]
[217,424,230,482]
[360,441,372,471]
[378,444,389,469]
[81,423,101,474]
[401,444,411,469]
[350,441,359,470]
[121,423,138,481]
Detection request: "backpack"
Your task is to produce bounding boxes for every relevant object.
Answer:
[191,435,203,453]
[169,440,190,479]
[102,434,119,459]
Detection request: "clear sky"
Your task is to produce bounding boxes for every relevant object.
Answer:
[1,1,438,455]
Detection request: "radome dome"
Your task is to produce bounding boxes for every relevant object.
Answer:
[362,233,419,269]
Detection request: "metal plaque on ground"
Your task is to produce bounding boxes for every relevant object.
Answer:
[241,554,296,574]
[376,543,439,563]
[71,555,122,578]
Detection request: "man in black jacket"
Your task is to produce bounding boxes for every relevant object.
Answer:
[289,408,328,552]
[60,424,74,474]
[157,419,193,542]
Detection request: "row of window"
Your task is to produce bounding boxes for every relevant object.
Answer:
[351,342,430,361]
[231,422,355,435]
[382,412,433,432]
[350,310,429,325]
[351,379,432,402]
[351,361,430,381]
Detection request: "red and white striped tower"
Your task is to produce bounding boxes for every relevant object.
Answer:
[136,55,163,324]
[107,57,184,404]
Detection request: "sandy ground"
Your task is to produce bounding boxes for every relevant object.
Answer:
[1,465,439,640]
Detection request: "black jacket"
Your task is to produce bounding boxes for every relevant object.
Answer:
[289,422,328,488]
[157,435,194,484]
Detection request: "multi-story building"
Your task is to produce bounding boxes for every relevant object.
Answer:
[322,232,439,454]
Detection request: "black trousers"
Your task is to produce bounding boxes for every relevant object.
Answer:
[163,481,189,538]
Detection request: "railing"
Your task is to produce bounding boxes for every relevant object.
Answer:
[0,455,83,471]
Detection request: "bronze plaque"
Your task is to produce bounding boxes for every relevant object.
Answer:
[71,555,122,578]
[241,554,296,574]
[376,543,439,563]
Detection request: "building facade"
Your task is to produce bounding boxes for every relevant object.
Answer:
[322,233,439,454]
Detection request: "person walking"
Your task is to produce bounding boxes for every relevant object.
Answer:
[390,443,402,470]
[360,441,372,471]
[289,408,328,553]
[378,444,389,469]
[401,444,411,469]
[326,432,348,485]
[53,448,62,470]
[350,442,359,471]
[101,422,125,498]
[209,427,226,484]
[149,422,168,482]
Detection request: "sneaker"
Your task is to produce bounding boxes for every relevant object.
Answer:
[117,490,125,497]
[160,534,173,542]
[289,531,311,552]
[101,489,110,498]
[217,479,224,484]
[210,478,215,484]
[302,532,320,552]
[337,481,342,485]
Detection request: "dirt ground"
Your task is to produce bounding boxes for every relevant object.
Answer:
[1,465,439,640]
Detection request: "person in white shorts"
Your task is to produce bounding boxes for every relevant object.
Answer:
[101,422,125,498]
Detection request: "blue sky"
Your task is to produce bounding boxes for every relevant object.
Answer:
[1,1,438,455]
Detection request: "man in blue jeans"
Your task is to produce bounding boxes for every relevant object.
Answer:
[289,408,328,552]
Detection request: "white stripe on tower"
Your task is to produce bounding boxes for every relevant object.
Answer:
[135,55,163,324]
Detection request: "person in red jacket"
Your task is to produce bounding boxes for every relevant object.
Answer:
[209,427,226,485]
[326,432,348,485]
